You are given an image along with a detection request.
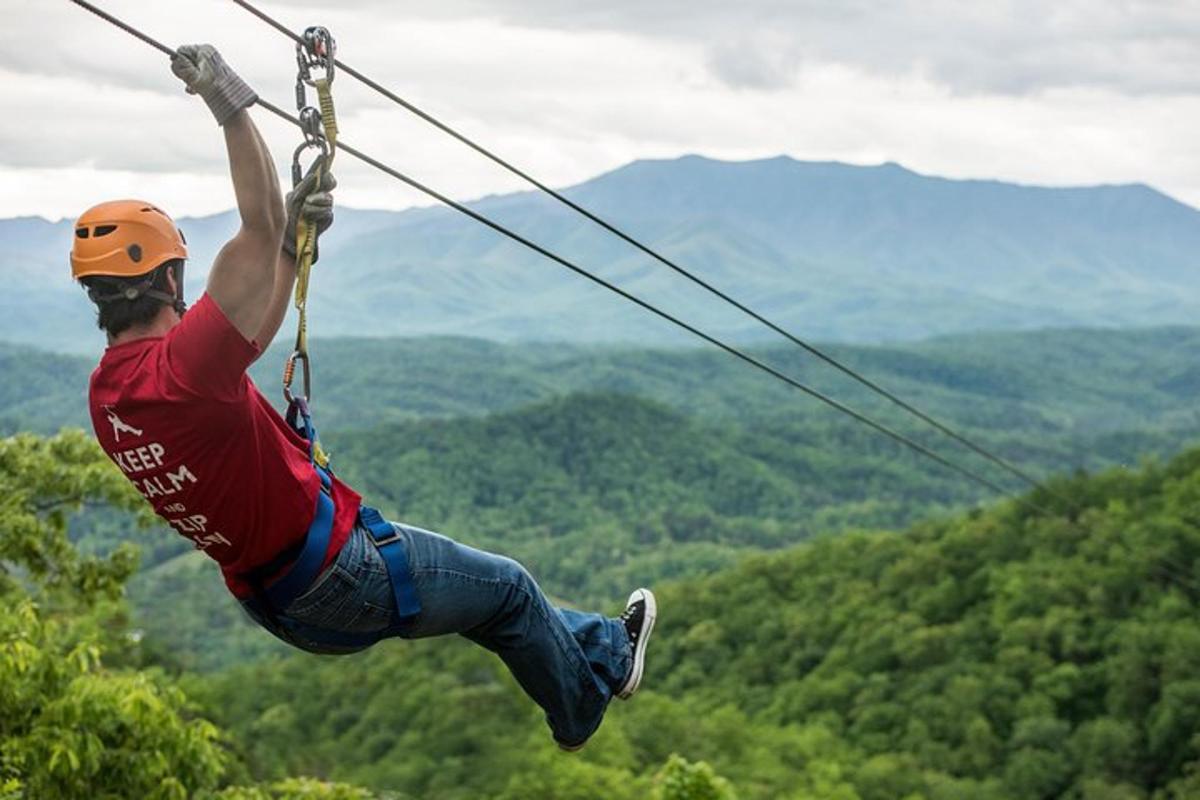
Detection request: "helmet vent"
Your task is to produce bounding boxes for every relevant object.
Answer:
[93,224,117,237]
[127,244,143,263]
[75,227,89,239]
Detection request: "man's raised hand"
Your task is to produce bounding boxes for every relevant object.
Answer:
[283,156,337,263]
[171,44,257,126]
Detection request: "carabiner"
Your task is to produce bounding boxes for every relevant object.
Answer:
[283,349,312,405]
[298,106,324,145]
[291,135,329,186]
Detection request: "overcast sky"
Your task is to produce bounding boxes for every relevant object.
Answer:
[5,0,1200,220]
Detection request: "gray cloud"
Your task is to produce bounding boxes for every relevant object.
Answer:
[4,0,1200,219]
[19,1,1200,97]
[277,0,1200,95]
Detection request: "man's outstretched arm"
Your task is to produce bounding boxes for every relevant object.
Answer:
[172,45,284,343]
[209,110,285,342]
[254,252,297,356]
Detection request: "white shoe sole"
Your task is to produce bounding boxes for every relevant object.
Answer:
[617,588,657,700]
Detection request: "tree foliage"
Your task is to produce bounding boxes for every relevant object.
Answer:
[653,755,737,800]
[5,370,1200,798]
[194,446,1200,799]
[0,432,380,799]
[0,430,144,603]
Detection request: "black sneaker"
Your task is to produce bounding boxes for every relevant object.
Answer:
[616,588,657,700]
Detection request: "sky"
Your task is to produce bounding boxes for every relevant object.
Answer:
[4,0,1200,220]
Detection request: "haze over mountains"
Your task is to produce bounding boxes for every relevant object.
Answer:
[5,155,1198,354]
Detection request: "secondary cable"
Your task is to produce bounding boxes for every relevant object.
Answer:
[229,0,1049,494]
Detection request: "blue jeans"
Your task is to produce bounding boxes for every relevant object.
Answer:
[244,520,632,747]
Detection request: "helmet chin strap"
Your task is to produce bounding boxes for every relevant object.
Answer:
[171,262,188,316]
[86,262,188,316]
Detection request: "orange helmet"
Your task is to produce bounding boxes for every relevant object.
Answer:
[70,200,187,280]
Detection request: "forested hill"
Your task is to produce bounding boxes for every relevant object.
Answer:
[4,324,1199,436]
[123,381,1199,672]
[3,431,1199,797]
[6,155,1200,353]
[190,443,1200,799]
[20,325,1200,672]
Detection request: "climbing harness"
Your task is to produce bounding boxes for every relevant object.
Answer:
[283,25,338,470]
[239,465,422,654]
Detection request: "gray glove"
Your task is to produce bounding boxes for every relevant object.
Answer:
[171,44,257,126]
[283,157,337,263]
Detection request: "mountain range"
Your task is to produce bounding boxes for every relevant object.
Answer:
[5,155,1198,354]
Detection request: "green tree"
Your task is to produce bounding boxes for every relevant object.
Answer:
[0,431,378,800]
[0,430,144,604]
[211,778,378,799]
[653,755,737,800]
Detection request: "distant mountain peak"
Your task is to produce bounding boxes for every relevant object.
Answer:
[4,153,1198,354]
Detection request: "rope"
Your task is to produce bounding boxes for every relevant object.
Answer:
[229,0,1050,496]
[63,0,1200,598]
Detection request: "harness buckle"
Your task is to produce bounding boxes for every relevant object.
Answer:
[370,525,403,549]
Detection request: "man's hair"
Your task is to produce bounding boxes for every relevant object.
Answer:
[80,259,184,338]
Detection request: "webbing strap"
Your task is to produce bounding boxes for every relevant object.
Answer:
[359,506,422,619]
[243,502,422,653]
[262,470,335,608]
[282,41,340,473]
[290,77,338,351]
[285,395,330,468]
[316,78,338,145]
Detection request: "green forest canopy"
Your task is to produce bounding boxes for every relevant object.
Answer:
[3,324,1199,798]
[3,429,1198,798]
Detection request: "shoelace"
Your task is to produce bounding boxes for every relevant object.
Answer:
[620,604,643,641]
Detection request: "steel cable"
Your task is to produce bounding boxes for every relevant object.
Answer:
[230,0,1051,495]
[64,0,1200,596]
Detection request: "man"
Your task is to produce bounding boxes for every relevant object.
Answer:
[72,44,655,751]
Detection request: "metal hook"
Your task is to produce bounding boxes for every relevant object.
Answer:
[298,106,324,144]
[291,135,329,186]
[283,350,312,405]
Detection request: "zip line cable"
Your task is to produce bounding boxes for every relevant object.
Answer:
[65,0,1015,503]
[228,0,1049,495]
[63,0,1200,596]
[315,123,1022,502]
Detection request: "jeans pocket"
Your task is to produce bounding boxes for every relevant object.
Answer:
[284,529,396,635]
[286,563,358,625]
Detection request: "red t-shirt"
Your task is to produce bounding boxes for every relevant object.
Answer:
[87,293,360,598]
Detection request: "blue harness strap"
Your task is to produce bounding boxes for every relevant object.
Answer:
[261,466,335,610]
[285,396,320,462]
[240,397,421,651]
[358,505,422,619]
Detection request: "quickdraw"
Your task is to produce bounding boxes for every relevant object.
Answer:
[283,25,339,469]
